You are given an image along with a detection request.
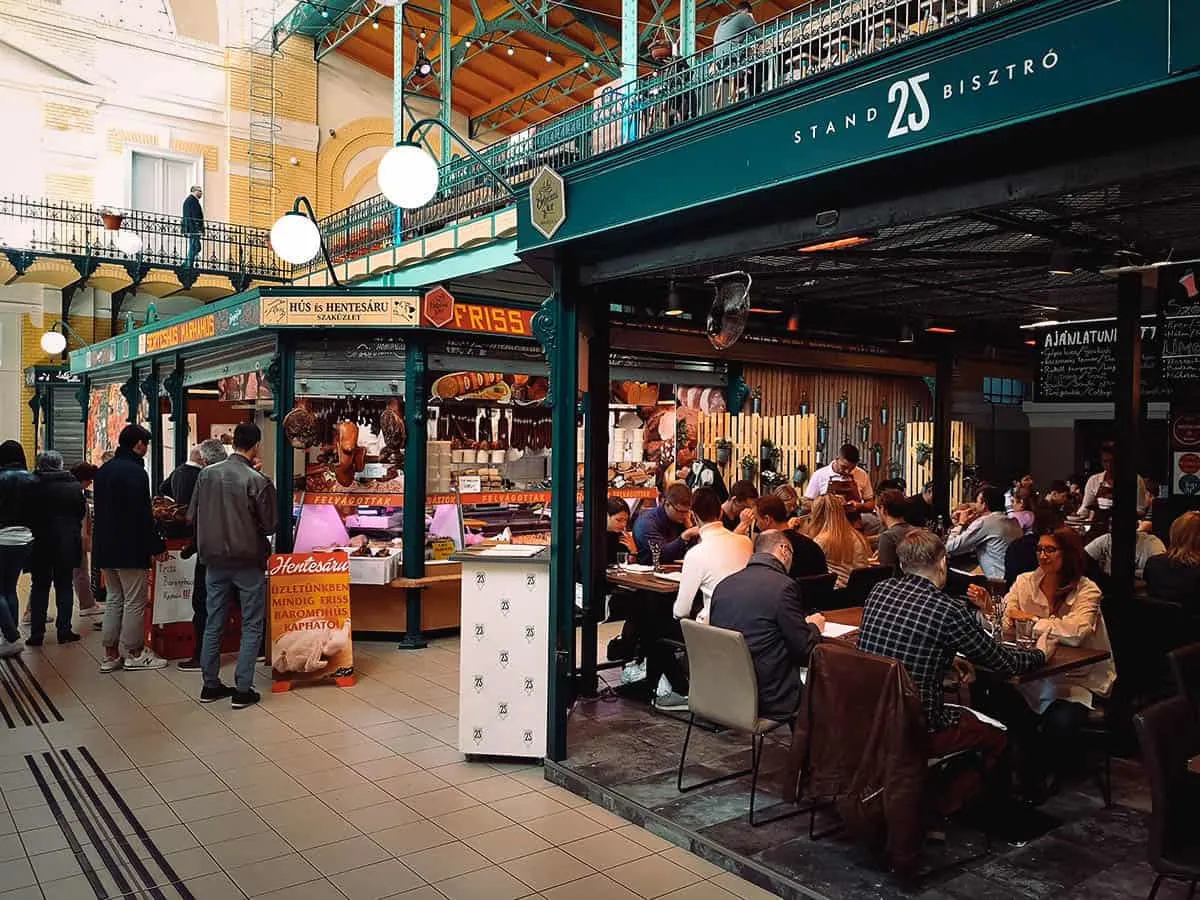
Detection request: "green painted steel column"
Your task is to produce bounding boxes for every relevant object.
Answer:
[163,357,188,469]
[440,0,452,163]
[680,0,695,57]
[273,334,296,554]
[143,363,163,489]
[577,296,609,699]
[621,0,638,83]
[401,338,429,650]
[540,269,579,762]
[393,13,405,245]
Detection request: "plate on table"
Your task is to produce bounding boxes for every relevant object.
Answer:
[656,571,683,583]
[620,563,654,573]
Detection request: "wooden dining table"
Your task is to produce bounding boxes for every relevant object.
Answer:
[606,566,682,595]
[821,607,1112,685]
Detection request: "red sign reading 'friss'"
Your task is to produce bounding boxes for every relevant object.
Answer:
[422,286,534,337]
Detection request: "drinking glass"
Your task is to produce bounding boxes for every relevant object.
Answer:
[616,550,629,569]
[1014,618,1036,650]
[650,542,662,572]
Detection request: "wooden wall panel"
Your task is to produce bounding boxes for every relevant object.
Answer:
[740,366,932,489]
[904,420,977,509]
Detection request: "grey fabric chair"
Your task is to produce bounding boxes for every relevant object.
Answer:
[677,619,798,825]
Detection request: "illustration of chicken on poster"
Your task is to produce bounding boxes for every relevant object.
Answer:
[267,552,354,690]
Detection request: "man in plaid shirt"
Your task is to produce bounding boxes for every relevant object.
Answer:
[859,530,1053,764]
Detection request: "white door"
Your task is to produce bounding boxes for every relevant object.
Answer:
[130,152,198,216]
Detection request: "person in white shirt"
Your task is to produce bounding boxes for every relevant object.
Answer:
[1084,526,1165,578]
[673,486,752,623]
[804,444,874,513]
[1082,442,1150,518]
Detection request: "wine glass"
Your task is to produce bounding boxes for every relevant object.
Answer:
[650,542,662,572]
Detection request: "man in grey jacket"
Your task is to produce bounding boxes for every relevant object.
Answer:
[945,485,1018,581]
[188,423,277,708]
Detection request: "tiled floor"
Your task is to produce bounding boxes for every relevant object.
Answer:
[0,623,777,900]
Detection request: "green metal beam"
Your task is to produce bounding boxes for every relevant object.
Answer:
[448,4,619,78]
[681,0,696,56]
[621,0,637,82]
[373,239,521,286]
[468,65,606,136]
[440,0,452,161]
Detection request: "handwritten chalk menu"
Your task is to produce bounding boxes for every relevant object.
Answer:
[1162,313,1200,383]
[1035,323,1163,402]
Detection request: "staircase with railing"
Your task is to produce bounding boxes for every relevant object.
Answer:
[314,0,1016,270]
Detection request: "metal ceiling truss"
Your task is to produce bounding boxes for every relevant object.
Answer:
[316,3,381,59]
[448,0,619,76]
[469,63,605,135]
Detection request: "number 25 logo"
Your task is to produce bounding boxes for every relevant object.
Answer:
[887,73,931,139]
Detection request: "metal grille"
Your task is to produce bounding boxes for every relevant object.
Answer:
[49,388,85,466]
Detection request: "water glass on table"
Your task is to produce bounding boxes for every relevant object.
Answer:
[616,550,629,569]
[650,542,662,572]
[1014,617,1036,650]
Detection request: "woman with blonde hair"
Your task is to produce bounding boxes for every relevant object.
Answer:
[804,494,870,588]
[1143,510,1200,606]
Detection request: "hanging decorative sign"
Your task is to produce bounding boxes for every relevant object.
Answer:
[261,295,420,327]
[423,286,456,328]
[529,166,566,239]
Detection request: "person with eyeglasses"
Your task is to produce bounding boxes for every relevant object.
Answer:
[633,481,700,566]
[974,526,1113,800]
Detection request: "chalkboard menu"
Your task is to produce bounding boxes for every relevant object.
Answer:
[1034,322,1164,402]
[1162,312,1200,383]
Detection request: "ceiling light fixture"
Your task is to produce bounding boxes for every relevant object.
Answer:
[321,7,329,17]
[582,60,589,68]
[898,324,915,344]
[465,38,472,47]
[412,45,434,79]
[419,29,427,39]
[1019,318,1061,329]
[507,46,514,55]
[786,305,800,332]
[372,17,380,28]
[1025,339,1037,346]
[797,235,870,252]
[665,280,685,317]
[925,326,956,334]
[545,52,552,62]
[39,319,86,356]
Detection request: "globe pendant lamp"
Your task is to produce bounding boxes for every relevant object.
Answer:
[40,330,67,354]
[378,142,440,209]
[269,209,322,264]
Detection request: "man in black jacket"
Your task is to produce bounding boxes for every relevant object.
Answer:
[709,530,826,719]
[160,439,228,672]
[94,424,167,672]
[182,185,204,268]
[27,451,86,646]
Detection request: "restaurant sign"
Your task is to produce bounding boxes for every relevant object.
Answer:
[262,294,420,327]
[140,314,217,354]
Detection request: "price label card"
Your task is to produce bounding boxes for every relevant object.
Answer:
[458,476,482,494]
[431,538,457,560]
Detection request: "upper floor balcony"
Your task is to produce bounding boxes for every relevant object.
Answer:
[0,195,290,303]
[311,0,1016,279]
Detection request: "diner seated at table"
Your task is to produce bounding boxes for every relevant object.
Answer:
[1045,480,1071,516]
[805,444,874,514]
[858,530,1049,776]
[907,480,936,527]
[1004,502,1065,586]
[606,497,637,566]
[708,530,825,720]
[774,484,801,518]
[755,494,826,580]
[721,479,758,535]
[974,527,1113,798]
[946,485,1019,581]
[804,494,870,589]
[873,489,917,572]
[1143,510,1200,606]
[1005,475,1035,513]
[1009,490,1036,534]
[633,482,700,566]
[1084,523,1165,579]
[672,487,752,623]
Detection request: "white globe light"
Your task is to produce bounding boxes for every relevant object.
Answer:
[378,143,439,209]
[40,330,67,355]
[115,230,142,255]
[269,212,322,264]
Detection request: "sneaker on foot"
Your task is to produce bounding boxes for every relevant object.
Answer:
[122,651,168,671]
[231,689,260,709]
[177,658,202,672]
[78,606,104,618]
[200,684,235,703]
[25,635,44,647]
[57,632,81,644]
[0,638,24,658]
[653,691,689,712]
[99,656,123,673]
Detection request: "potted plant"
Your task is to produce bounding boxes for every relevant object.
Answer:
[98,206,123,230]
[871,442,883,469]
[914,442,932,466]
[857,417,871,444]
[759,438,775,468]
[880,403,889,425]
[740,455,757,483]
[949,457,961,481]
[799,392,810,416]
[715,438,732,465]
[836,392,848,419]
[792,463,809,486]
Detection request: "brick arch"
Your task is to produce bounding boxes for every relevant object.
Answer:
[317,117,393,214]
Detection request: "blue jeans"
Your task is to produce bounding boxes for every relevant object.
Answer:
[0,545,31,642]
[202,564,264,693]
[185,234,201,268]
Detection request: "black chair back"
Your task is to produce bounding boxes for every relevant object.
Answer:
[1134,696,1200,877]
[1169,643,1200,713]
[839,566,894,608]
[945,568,988,599]
[795,572,837,613]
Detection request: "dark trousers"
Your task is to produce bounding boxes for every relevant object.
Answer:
[190,560,207,661]
[0,545,30,642]
[634,597,689,697]
[29,560,76,640]
[973,681,1090,788]
[928,710,1009,814]
[185,234,201,267]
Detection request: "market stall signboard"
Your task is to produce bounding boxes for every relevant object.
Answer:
[262,295,420,327]
[296,487,659,506]
[1034,322,1164,402]
[422,286,536,338]
[267,552,354,692]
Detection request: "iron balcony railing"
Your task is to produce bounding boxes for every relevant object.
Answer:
[317,0,1014,267]
[0,195,290,281]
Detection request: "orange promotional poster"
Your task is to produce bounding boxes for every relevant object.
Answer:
[267,552,354,691]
